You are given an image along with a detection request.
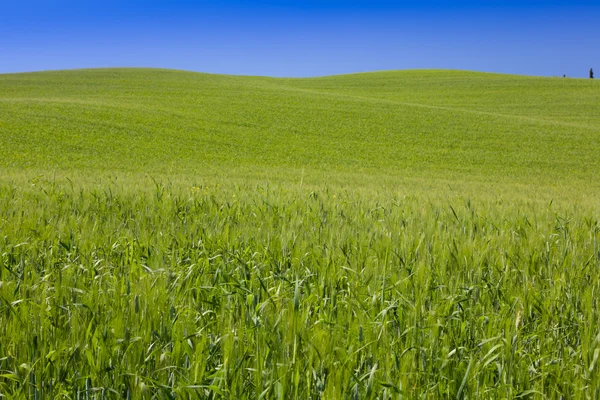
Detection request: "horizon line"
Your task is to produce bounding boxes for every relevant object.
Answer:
[1,66,594,80]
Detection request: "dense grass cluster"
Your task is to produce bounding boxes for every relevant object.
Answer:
[1,178,599,398]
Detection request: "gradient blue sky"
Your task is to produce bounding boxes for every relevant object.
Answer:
[1,0,598,77]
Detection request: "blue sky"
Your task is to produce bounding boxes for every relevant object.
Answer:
[1,0,598,77]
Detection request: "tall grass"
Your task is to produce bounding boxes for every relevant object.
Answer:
[1,68,599,398]
[1,178,599,398]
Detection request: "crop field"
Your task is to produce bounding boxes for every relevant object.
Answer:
[1,69,600,398]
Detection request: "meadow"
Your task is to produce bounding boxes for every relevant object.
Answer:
[0,69,599,398]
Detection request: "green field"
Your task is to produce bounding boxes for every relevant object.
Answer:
[1,69,599,398]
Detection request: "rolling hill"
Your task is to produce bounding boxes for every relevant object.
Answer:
[1,68,598,194]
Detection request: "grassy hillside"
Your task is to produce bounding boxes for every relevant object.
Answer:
[1,69,600,398]
[1,68,599,193]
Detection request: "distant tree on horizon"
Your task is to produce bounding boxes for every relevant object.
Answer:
[591,68,594,79]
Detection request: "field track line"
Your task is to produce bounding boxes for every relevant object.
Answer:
[1,90,597,132]
[267,84,599,131]
[0,97,193,119]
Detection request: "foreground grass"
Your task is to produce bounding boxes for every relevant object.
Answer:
[1,177,599,398]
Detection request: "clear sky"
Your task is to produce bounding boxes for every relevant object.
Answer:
[1,0,598,77]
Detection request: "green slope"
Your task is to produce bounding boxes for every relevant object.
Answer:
[1,68,599,190]
[2,69,600,398]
